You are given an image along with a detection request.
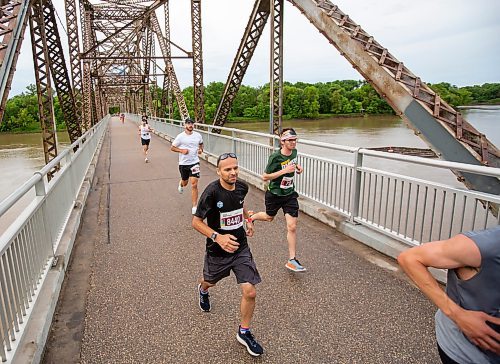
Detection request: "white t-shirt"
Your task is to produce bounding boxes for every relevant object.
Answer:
[172,131,203,165]
[140,125,152,140]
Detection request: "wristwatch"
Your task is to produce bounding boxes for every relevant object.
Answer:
[210,232,218,242]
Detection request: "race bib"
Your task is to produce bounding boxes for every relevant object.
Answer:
[190,164,200,174]
[280,176,294,189]
[220,208,243,230]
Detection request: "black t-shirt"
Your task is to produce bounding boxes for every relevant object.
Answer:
[195,179,249,256]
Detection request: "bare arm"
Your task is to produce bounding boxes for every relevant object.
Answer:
[198,142,204,154]
[192,216,239,253]
[171,145,188,154]
[243,207,254,237]
[398,235,500,353]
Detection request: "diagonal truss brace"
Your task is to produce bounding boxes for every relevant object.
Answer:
[0,0,31,123]
[150,13,189,120]
[191,0,205,123]
[289,0,500,196]
[40,0,81,143]
[29,0,59,178]
[269,0,283,135]
[213,0,270,129]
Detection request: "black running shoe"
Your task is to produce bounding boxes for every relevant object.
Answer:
[237,328,264,356]
[197,284,210,312]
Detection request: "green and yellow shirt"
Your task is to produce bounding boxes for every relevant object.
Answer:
[265,149,298,196]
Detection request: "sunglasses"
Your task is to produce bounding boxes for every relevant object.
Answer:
[217,152,238,165]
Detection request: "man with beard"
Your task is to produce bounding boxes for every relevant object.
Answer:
[171,118,204,214]
[192,152,264,357]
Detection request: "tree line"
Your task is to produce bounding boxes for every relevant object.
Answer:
[1,81,499,133]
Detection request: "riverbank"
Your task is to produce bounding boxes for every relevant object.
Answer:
[223,112,386,124]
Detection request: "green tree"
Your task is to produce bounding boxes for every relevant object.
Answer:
[302,86,319,118]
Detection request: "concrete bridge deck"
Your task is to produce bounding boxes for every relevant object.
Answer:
[42,117,440,363]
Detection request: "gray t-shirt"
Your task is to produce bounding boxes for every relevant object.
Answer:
[435,225,500,364]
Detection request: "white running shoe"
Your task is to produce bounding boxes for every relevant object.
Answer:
[178,183,184,194]
[192,206,197,215]
[145,157,149,163]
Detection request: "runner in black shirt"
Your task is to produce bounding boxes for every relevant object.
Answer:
[192,152,264,357]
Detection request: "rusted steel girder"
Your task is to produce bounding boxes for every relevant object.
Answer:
[0,0,30,123]
[92,7,144,21]
[160,0,172,118]
[289,0,500,196]
[150,13,190,120]
[213,0,270,130]
[39,0,81,143]
[29,0,58,179]
[141,20,153,114]
[191,0,205,123]
[80,0,168,59]
[81,0,93,127]
[64,0,84,130]
[269,0,283,135]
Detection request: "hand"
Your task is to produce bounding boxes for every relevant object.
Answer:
[245,221,254,237]
[215,234,239,253]
[283,164,296,174]
[181,149,189,155]
[198,148,203,155]
[453,308,500,354]
[295,164,303,174]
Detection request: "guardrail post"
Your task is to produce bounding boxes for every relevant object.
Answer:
[349,148,363,223]
[34,173,55,254]
[35,173,46,197]
[207,126,211,154]
[231,130,236,153]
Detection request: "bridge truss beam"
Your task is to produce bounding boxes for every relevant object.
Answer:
[191,0,205,123]
[213,0,270,129]
[289,0,500,195]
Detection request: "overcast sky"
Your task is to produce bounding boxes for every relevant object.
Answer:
[9,0,500,96]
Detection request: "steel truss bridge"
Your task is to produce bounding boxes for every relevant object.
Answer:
[0,0,499,195]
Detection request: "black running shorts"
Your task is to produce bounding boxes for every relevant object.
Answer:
[141,138,150,145]
[179,163,200,181]
[265,190,299,217]
[203,246,261,285]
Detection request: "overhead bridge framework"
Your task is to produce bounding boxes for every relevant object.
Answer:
[214,0,500,195]
[0,0,498,193]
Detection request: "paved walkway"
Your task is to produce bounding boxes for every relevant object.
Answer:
[43,117,440,363]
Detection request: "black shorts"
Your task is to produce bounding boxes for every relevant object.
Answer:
[179,163,200,180]
[203,246,261,285]
[265,190,299,217]
[141,138,150,146]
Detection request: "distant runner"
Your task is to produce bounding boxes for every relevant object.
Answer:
[192,152,264,357]
[249,128,306,272]
[139,116,153,162]
[120,113,125,124]
[171,118,203,214]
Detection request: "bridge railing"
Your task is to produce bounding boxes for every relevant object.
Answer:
[0,116,109,362]
[137,114,500,246]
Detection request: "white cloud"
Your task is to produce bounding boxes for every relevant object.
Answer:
[9,0,500,96]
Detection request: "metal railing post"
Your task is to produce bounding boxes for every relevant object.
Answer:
[349,148,363,223]
[231,130,236,153]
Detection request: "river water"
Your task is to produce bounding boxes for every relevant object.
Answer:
[0,107,499,205]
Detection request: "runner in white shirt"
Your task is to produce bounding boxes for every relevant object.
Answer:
[171,118,204,214]
[139,116,153,162]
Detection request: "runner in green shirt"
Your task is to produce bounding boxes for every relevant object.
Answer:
[249,128,306,272]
